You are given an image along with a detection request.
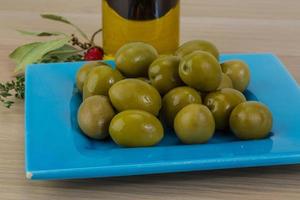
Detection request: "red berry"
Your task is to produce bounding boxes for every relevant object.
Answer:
[84,47,104,61]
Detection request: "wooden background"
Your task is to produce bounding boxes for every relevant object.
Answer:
[0,0,300,199]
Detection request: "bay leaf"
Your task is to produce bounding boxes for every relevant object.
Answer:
[9,42,42,64]
[14,37,71,73]
[41,14,89,40]
[46,44,81,55]
[41,45,82,62]
[40,14,71,24]
[17,30,65,37]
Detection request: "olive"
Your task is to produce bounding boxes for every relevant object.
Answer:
[109,110,164,147]
[179,51,222,92]
[76,61,107,92]
[175,40,220,60]
[221,88,247,102]
[83,65,124,99]
[174,104,215,144]
[230,101,273,140]
[137,77,151,84]
[162,86,202,126]
[204,88,246,130]
[221,60,250,92]
[109,79,162,115]
[217,73,233,90]
[148,55,183,95]
[77,95,115,140]
[115,42,158,77]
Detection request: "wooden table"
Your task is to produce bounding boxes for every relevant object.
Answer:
[1,0,300,199]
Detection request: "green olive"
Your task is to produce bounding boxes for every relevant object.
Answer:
[83,65,124,99]
[148,55,183,95]
[221,60,250,92]
[109,110,164,147]
[162,86,202,126]
[174,104,215,144]
[76,61,107,92]
[221,88,247,104]
[137,77,151,84]
[204,88,246,130]
[175,40,220,60]
[230,101,273,140]
[179,51,222,92]
[109,79,162,116]
[115,42,158,77]
[77,95,115,140]
[217,73,233,90]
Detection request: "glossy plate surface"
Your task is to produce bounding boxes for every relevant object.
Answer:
[25,53,300,180]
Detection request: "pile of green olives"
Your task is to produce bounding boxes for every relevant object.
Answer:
[76,41,273,147]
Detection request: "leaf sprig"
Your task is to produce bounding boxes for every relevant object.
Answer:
[41,14,89,40]
[0,76,25,108]
[1,13,102,108]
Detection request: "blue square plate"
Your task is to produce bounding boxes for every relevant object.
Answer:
[25,53,300,180]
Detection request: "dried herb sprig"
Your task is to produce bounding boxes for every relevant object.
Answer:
[0,75,25,108]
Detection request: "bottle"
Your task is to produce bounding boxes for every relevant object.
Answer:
[102,0,180,55]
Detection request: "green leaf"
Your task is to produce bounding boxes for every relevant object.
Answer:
[17,30,65,37]
[40,14,71,24]
[40,45,83,62]
[46,44,81,55]
[41,14,89,40]
[14,37,71,73]
[9,42,42,64]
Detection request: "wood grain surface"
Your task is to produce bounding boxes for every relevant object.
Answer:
[0,0,300,199]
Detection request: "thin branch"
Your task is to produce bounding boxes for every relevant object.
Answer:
[90,29,102,46]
